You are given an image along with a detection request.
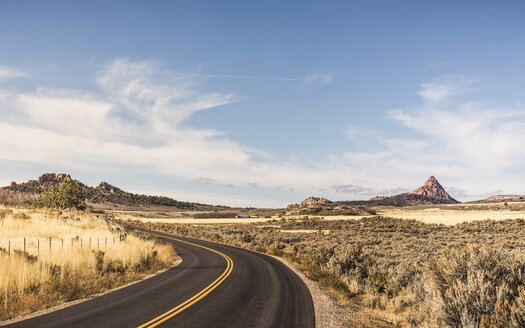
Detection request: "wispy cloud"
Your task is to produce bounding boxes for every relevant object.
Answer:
[190,71,334,85]
[344,125,378,140]
[389,103,525,171]
[302,72,334,85]
[418,75,480,102]
[0,66,25,81]
[330,184,409,196]
[196,74,304,82]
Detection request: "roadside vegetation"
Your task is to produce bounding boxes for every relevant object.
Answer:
[0,207,177,322]
[128,216,525,327]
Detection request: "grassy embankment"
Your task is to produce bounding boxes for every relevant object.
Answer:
[0,207,177,322]
[128,212,525,328]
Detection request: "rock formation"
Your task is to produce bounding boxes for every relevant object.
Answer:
[97,182,120,193]
[287,196,332,209]
[409,176,458,203]
[38,173,71,184]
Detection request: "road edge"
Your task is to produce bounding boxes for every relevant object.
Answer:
[268,255,351,328]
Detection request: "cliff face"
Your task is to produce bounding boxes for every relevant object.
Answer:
[409,176,458,203]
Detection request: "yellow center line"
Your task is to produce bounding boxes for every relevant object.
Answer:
[137,232,234,328]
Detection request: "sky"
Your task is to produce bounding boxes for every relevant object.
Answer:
[1,1,525,207]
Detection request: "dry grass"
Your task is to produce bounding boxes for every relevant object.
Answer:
[0,206,177,321]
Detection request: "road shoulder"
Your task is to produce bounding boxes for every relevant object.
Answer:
[269,255,352,328]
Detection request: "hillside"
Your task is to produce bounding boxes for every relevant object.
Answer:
[1,173,223,210]
[339,193,456,207]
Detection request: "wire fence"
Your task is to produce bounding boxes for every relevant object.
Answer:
[0,235,124,256]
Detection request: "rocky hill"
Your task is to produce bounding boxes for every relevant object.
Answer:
[409,176,458,203]
[1,173,222,210]
[287,197,332,209]
[343,176,459,207]
[285,196,375,216]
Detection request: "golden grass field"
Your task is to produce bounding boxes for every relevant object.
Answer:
[0,206,177,322]
[375,200,525,225]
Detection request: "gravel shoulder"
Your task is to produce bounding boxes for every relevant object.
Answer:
[270,255,353,328]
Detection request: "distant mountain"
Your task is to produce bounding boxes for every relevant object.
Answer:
[409,176,458,203]
[485,195,525,201]
[1,173,223,210]
[342,176,460,207]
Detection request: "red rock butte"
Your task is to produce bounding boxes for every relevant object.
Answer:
[287,196,332,209]
[409,176,458,203]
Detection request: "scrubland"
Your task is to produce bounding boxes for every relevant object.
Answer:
[377,200,525,225]
[0,207,177,322]
[128,215,525,328]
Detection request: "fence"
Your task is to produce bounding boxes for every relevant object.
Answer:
[0,236,122,256]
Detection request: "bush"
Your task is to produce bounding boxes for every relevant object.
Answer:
[326,244,387,295]
[413,246,525,327]
[37,178,86,210]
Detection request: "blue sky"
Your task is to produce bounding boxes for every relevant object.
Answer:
[1,1,525,206]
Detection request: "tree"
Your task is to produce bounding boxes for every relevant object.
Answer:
[37,178,86,210]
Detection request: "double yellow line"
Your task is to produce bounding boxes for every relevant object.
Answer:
[138,232,234,328]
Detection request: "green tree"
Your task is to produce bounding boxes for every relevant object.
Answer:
[37,178,86,210]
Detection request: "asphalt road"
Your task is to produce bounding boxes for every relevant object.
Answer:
[6,228,315,328]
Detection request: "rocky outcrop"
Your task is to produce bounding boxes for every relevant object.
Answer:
[38,173,71,184]
[369,196,386,201]
[409,176,458,203]
[288,197,332,209]
[97,182,121,193]
[301,197,332,207]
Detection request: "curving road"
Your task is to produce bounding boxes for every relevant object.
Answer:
[5,228,315,328]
